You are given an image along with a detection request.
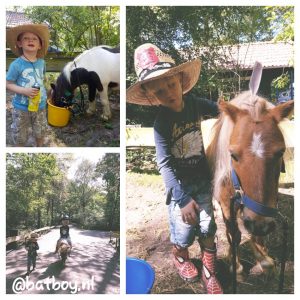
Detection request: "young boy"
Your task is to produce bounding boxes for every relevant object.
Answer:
[6,24,50,147]
[127,43,223,294]
[25,232,39,275]
[55,214,72,254]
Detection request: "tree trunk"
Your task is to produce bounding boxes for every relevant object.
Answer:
[37,209,41,228]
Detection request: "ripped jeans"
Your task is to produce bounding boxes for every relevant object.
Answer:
[168,179,216,248]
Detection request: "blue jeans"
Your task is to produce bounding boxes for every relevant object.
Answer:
[168,179,216,248]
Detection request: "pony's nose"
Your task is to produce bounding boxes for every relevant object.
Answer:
[243,217,276,236]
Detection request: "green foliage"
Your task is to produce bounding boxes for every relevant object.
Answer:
[6,154,120,232]
[126,6,294,126]
[23,6,120,52]
[270,72,291,100]
[266,6,294,42]
[95,154,120,231]
[127,148,159,174]
[126,103,159,126]
[6,153,62,229]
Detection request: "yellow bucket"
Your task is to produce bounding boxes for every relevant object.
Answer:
[47,99,71,127]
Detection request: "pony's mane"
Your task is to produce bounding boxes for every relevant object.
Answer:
[208,91,275,200]
[63,61,73,84]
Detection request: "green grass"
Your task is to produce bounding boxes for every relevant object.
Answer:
[127,172,164,188]
[127,153,294,189]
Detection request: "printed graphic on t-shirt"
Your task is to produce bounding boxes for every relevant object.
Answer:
[171,131,203,158]
[18,68,43,105]
[171,120,204,168]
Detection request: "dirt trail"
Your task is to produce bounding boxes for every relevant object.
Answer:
[126,172,294,294]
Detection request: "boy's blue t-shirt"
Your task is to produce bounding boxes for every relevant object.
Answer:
[6,57,47,111]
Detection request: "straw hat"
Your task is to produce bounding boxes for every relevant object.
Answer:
[6,24,50,58]
[127,43,201,105]
[30,233,38,241]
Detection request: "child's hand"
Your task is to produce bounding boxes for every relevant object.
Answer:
[180,199,200,225]
[23,87,39,98]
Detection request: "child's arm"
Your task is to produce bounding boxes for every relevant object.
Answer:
[25,241,30,251]
[192,96,219,118]
[154,124,190,201]
[6,80,39,98]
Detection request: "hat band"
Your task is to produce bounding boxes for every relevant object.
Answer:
[138,62,175,81]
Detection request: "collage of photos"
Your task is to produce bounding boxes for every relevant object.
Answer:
[4,3,295,296]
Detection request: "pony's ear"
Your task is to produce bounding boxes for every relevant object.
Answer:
[219,100,243,123]
[249,61,263,97]
[270,100,294,123]
[50,83,56,90]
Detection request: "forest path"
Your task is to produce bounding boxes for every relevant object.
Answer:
[6,226,120,294]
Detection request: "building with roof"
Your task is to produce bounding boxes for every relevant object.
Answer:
[6,10,62,54]
[183,41,294,101]
[6,10,33,27]
[209,41,294,70]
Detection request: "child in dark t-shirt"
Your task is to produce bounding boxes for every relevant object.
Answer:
[25,233,39,275]
[55,215,72,254]
[127,43,222,294]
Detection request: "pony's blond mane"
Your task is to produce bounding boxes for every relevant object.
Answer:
[207,91,275,200]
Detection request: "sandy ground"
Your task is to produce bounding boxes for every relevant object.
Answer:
[6,91,120,147]
[6,226,120,294]
[126,172,294,294]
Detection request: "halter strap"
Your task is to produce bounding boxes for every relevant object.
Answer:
[231,167,278,218]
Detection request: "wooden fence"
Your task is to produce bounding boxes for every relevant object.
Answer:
[6,226,55,246]
[109,231,120,251]
[126,119,294,149]
[6,51,81,72]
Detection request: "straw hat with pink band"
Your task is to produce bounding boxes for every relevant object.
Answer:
[127,43,201,105]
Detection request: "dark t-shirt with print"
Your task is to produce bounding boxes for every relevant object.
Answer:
[154,94,219,208]
[60,225,70,239]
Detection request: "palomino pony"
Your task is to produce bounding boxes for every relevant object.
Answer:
[51,45,120,120]
[206,62,294,280]
[58,239,71,266]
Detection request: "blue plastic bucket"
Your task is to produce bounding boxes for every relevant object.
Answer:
[126,257,155,294]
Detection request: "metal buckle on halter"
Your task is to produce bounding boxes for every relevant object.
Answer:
[233,188,244,204]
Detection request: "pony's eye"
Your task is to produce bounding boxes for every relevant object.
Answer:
[274,149,285,158]
[229,150,239,162]
[229,147,240,162]
[230,153,239,162]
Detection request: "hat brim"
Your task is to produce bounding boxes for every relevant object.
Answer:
[127,59,201,105]
[6,24,49,58]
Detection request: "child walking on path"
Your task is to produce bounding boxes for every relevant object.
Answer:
[25,233,39,275]
[127,43,223,294]
[6,24,50,147]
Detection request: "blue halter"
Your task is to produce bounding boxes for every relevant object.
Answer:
[231,166,278,218]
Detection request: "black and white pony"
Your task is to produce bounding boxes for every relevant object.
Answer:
[51,45,120,120]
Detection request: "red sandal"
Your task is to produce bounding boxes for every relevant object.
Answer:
[172,245,198,282]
